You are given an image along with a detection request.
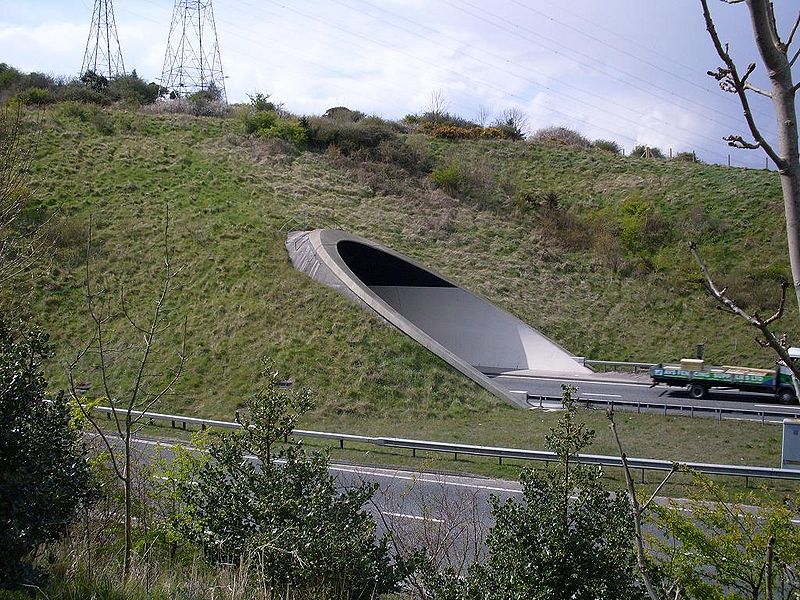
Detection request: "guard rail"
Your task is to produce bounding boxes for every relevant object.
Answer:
[525,393,800,424]
[91,405,800,483]
[575,358,657,373]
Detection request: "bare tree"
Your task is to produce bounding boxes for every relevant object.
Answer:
[425,89,450,122]
[608,409,681,600]
[493,107,528,140]
[700,0,800,314]
[67,211,187,580]
[475,105,491,128]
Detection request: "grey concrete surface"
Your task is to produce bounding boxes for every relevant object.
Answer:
[286,229,590,407]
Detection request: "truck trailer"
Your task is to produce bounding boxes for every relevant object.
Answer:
[649,349,800,404]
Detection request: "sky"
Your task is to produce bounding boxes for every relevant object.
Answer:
[1,0,798,168]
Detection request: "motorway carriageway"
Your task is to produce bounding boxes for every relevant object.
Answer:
[486,369,800,417]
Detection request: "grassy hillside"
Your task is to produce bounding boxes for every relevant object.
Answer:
[6,102,797,467]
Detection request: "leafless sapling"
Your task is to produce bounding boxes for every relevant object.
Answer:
[67,211,187,580]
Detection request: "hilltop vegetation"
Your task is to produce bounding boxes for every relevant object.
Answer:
[2,79,796,445]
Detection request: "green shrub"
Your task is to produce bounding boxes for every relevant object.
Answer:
[248,92,277,112]
[14,87,51,106]
[80,70,108,92]
[376,137,433,174]
[242,110,277,134]
[323,106,365,122]
[107,71,160,105]
[0,322,94,587]
[305,117,398,156]
[674,151,699,163]
[431,161,462,194]
[531,126,591,147]
[631,144,664,159]
[617,194,672,254]
[258,118,307,147]
[90,109,115,135]
[430,157,495,204]
[56,83,110,106]
[593,139,622,154]
[57,101,90,121]
[168,361,407,598]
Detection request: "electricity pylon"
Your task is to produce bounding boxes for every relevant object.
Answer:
[81,0,126,79]
[160,0,227,102]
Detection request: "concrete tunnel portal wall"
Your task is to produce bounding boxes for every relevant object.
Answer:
[286,230,590,406]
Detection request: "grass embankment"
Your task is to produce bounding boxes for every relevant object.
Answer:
[10,103,796,480]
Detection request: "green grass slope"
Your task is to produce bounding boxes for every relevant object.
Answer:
[8,103,798,468]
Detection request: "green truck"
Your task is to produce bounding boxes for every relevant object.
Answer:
[649,349,800,404]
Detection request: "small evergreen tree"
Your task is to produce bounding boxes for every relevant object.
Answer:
[170,359,406,598]
[0,321,93,587]
[426,386,646,600]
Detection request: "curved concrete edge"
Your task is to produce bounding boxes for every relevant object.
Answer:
[287,230,527,407]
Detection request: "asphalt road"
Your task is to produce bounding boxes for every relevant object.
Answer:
[487,370,800,420]
[121,435,515,574]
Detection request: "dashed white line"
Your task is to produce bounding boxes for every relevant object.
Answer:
[583,392,622,398]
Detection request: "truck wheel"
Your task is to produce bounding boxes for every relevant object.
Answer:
[779,390,797,405]
[688,383,707,399]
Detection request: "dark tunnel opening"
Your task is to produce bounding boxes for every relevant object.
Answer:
[337,240,454,288]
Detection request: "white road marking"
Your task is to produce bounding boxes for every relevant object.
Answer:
[583,393,622,398]
[509,390,529,394]
[496,374,648,388]
[328,464,521,494]
[382,511,445,523]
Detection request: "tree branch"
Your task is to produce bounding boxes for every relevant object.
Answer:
[700,0,784,167]
[787,12,800,48]
[690,239,800,389]
[724,135,761,149]
[608,409,663,600]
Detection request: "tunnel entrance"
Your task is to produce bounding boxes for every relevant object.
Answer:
[336,241,454,288]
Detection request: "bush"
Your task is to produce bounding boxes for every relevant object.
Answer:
[617,194,672,254]
[593,139,622,154]
[258,118,307,147]
[430,157,495,204]
[143,97,229,117]
[242,110,277,134]
[425,388,644,600]
[248,92,277,113]
[531,126,591,147]
[169,360,407,598]
[305,117,398,156]
[14,87,51,106]
[0,321,94,587]
[107,71,160,105]
[418,122,518,140]
[405,111,478,129]
[323,106,365,122]
[631,144,664,159]
[431,161,462,193]
[674,151,699,163]
[56,83,111,106]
